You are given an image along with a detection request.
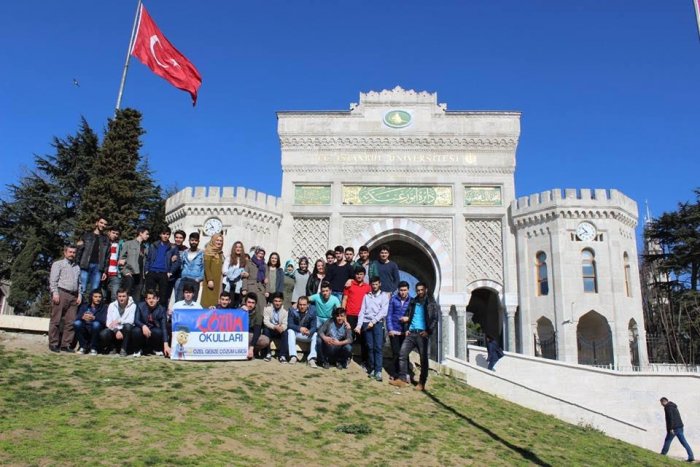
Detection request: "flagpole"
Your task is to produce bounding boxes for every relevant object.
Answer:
[115,0,143,112]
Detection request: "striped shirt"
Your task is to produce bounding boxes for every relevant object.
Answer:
[107,242,119,277]
[49,258,81,294]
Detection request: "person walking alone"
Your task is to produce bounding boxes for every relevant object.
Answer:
[659,397,694,462]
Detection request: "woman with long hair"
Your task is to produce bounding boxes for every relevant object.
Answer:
[305,259,326,297]
[265,252,284,303]
[201,234,224,308]
[224,240,247,308]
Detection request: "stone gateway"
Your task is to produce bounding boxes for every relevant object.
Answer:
[166,87,648,368]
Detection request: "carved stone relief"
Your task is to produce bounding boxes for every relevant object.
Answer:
[465,219,503,284]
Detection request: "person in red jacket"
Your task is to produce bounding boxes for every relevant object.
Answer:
[342,266,371,368]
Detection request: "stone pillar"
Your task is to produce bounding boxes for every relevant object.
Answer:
[505,305,517,352]
[456,307,467,361]
[440,305,454,361]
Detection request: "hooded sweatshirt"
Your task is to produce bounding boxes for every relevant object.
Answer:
[106,296,137,330]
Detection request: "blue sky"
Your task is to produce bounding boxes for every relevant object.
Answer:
[1,1,699,227]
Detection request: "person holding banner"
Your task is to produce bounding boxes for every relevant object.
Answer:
[242,293,270,360]
[209,291,234,309]
[172,284,202,310]
[262,292,289,363]
[133,290,171,357]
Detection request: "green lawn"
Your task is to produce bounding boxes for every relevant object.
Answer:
[0,345,673,466]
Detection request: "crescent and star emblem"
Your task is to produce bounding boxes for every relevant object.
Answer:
[149,35,180,69]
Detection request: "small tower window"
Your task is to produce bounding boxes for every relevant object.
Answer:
[582,249,598,293]
[536,251,549,296]
[623,252,632,297]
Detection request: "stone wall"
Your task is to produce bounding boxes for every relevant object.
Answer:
[444,346,698,457]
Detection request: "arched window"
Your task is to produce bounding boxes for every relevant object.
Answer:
[535,251,549,296]
[623,252,632,297]
[582,249,597,293]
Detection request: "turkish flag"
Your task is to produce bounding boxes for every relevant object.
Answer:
[131,5,202,105]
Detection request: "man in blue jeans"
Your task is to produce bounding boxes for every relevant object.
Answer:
[390,282,439,391]
[660,397,694,462]
[286,296,318,366]
[355,276,389,382]
[76,217,110,297]
[73,289,107,355]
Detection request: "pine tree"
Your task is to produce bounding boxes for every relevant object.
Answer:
[7,230,44,315]
[0,118,99,283]
[1,110,166,316]
[78,108,144,237]
[643,189,700,364]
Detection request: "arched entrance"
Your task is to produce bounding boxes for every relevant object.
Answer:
[346,218,453,297]
[467,288,503,347]
[535,316,557,360]
[369,239,436,295]
[577,310,613,366]
[628,319,640,368]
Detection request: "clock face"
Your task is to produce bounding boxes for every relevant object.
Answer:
[203,218,223,236]
[576,222,597,241]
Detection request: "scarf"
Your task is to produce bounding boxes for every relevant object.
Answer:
[204,234,224,258]
[284,259,296,278]
[252,249,266,283]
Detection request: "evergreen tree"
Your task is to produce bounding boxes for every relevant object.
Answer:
[645,189,700,291]
[643,189,700,364]
[78,108,144,237]
[7,230,44,315]
[0,111,166,315]
[0,119,99,283]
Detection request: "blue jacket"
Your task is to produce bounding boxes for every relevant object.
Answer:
[145,241,180,275]
[387,294,411,333]
[76,302,107,326]
[287,307,317,335]
[134,302,169,343]
[180,249,204,281]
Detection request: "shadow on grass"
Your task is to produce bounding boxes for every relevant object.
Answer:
[424,390,552,467]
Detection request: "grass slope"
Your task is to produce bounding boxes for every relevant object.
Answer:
[0,346,673,466]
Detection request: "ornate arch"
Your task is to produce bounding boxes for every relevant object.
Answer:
[346,218,453,296]
[466,279,504,300]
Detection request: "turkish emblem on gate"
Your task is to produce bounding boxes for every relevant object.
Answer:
[131,4,202,105]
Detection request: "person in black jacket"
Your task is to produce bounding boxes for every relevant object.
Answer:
[76,217,110,297]
[660,397,694,462]
[73,289,108,355]
[133,290,171,357]
[389,282,439,391]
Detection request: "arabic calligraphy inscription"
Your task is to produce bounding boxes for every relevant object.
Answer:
[464,186,502,206]
[343,186,452,206]
[294,185,331,205]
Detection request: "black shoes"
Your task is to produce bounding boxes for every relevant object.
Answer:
[49,345,60,353]
[60,347,74,353]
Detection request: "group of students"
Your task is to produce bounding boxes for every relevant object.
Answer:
[54,216,441,389]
